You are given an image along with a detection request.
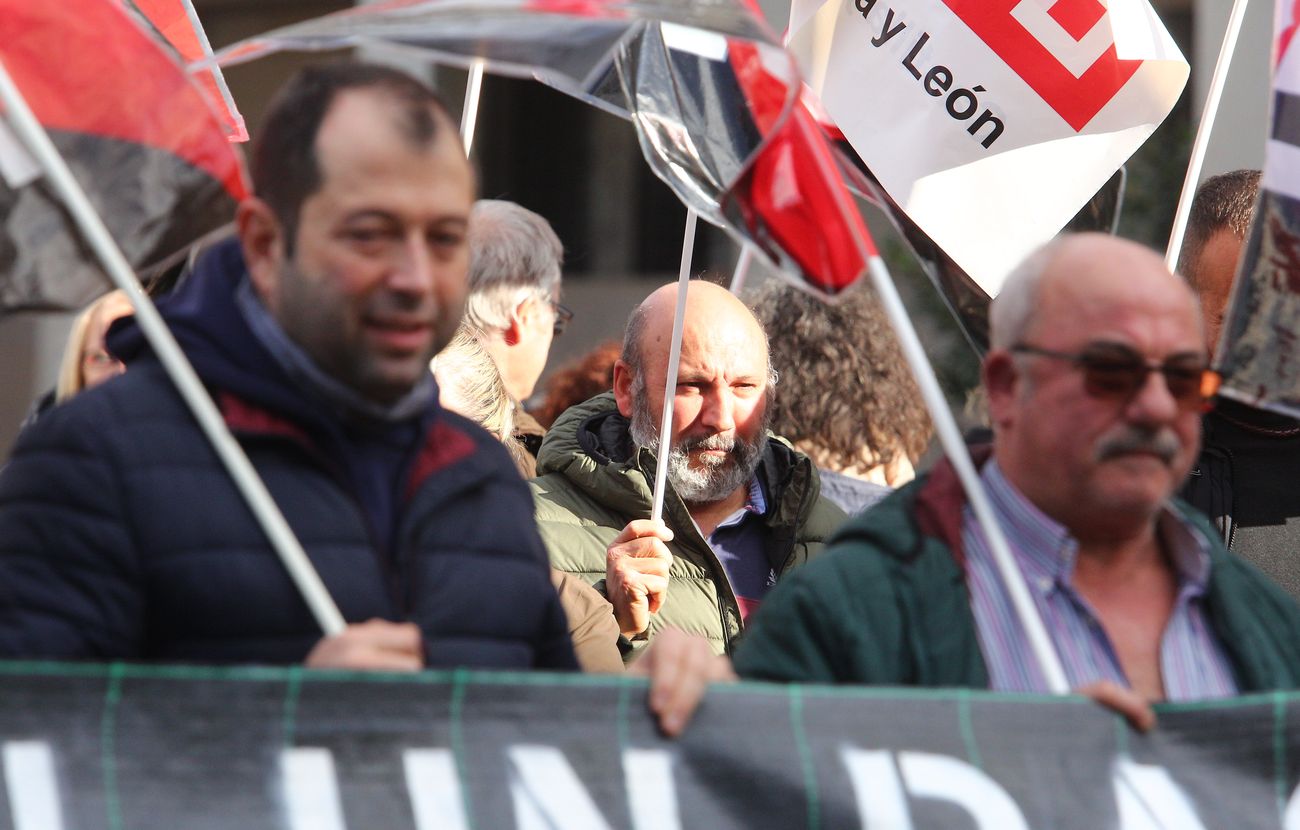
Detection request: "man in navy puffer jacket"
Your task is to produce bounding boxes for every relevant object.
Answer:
[0,63,577,671]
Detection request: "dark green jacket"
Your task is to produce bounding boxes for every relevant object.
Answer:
[530,393,846,660]
[735,452,1300,691]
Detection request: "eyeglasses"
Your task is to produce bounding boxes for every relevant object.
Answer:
[82,350,120,369]
[1010,342,1221,412]
[550,301,574,337]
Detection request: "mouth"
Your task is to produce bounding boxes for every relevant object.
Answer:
[363,318,432,353]
[1099,447,1175,467]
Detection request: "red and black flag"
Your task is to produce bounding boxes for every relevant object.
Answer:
[725,38,873,296]
[0,0,248,313]
[123,0,248,142]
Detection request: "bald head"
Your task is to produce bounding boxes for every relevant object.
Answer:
[992,233,1202,350]
[622,281,771,378]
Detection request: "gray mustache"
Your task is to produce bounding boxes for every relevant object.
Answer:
[1094,428,1181,464]
[681,433,735,452]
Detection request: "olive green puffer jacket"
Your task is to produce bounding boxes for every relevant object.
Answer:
[530,393,846,661]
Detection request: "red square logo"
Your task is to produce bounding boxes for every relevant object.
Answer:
[1048,0,1106,42]
[940,0,1142,131]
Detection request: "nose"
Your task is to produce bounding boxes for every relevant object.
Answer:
[698,386,736,434]
[388,235,437,299]
[1123,368,1181,426]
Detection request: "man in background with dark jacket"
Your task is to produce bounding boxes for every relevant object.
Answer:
[0,63,576,671]
[531,280,845,662]
[1176,169,1300,601]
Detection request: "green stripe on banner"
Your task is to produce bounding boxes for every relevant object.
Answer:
[1275,691,1288,824]
[788,685,820,830]
[101,663,125,830]
[281,666,302,747]
[958,690,983,770]
[450,667,477,830]
[5,659,1300,712]
[616,680,632,756]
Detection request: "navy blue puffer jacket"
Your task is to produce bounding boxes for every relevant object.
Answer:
[0,240,577,669]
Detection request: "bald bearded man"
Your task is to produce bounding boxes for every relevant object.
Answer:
[530,281,846,662]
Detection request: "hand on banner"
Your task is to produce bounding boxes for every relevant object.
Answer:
[1077,681,1156,732]
[606,519,674,638]
[630,627,737,738]
[305,619,424,671]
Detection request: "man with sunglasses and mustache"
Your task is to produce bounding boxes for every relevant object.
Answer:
[532,280,846,664]
[707,232,1300,730]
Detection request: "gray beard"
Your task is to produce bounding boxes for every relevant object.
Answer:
[628,377,765,506]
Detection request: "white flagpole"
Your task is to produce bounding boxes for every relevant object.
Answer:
[0,59,347,637]
[729,245,755,294]
[1165,0,1251,271]
[864,255,1069,693]
[649,210,698,525]
[178,0,247,141]
[806,132,1070,693]
[460,57,486,154]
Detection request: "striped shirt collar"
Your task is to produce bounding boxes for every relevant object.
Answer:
[981,459,1212,598]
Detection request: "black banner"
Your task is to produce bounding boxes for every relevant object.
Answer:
[0,662,1295,829]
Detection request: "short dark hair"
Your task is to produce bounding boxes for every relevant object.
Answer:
[251,62,454,253]
[1177,169,1260,290]
[752,281,931,471]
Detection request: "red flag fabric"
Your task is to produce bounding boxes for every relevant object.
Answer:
[0,0,248,312]
[726,40,873,294]
[125,0,249,142]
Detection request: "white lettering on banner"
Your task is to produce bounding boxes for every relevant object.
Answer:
[1283,779,1300,829]
[853,0,1007,149]
[840,748,913,827]
[278,744,681,829]
[623,748,683,830]
[403,749,469,830]
[508,745,614,830]
[1009,0,1113,79]
[280,747,347,830]
[1112,758,1207,830]
[898,752,1029,829]
[840,747,1029,828]
[3,741,65,830]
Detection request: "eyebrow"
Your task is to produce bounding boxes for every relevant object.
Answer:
[341,210,468,229]
[1085,340,1206,362]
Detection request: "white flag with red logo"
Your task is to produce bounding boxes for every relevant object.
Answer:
[788,0,1187,295]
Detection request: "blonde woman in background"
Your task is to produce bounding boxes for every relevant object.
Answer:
[19,291,135,433]
[432,326,624,673]
[56,290,134,402]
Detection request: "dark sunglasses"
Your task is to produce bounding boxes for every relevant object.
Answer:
[550,301,574,337]
[1010,342,1221,412]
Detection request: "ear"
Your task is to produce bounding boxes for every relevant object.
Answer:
[612,359,635,417]
[236,198,287,309]
[502,299,529,346]
[982,349,1021,430]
